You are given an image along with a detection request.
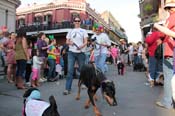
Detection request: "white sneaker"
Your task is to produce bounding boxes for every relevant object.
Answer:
[25,82,31,86]
[39,78,47,82]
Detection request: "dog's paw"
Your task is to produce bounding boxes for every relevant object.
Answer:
[95,112,102,116]
[94,107,102,116]
[84,104,90,109]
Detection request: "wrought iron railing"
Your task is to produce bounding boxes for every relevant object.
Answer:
[16,21,93,33]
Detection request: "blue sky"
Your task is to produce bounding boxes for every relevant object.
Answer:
[20,0,141,42]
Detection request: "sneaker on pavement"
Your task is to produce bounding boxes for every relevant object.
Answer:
[156,101,167,109]
[39,78,45,82]
[63,90,71,95]
[25,82,31,86]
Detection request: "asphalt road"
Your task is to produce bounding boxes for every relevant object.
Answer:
[0,65,174,116]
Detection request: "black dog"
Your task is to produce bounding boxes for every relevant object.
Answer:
[117,61,124,75]
[76,64,117,116]
[23,88,60,116]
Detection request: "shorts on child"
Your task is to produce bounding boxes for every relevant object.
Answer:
[32,68,39,80]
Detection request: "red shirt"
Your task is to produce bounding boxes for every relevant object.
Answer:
[163,12,175,57]
[145,31,163,57]
[55,48,60,64]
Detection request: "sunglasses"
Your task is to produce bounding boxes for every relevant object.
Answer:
[74,20,80,22]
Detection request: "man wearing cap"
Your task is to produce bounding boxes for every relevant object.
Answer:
[154,0,175,109]
[91,23,111,73]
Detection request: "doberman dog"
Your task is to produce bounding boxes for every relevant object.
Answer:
[76,63,117,116]
[23,88,60,116]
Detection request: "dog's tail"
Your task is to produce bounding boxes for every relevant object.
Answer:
[49,95,60,116]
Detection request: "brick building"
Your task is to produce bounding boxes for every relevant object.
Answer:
[16,0,126,44]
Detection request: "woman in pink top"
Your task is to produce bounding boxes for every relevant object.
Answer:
[4,32,16,83]
[110,44,118,65]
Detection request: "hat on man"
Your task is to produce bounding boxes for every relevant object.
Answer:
[92,23,104,32]
[48,35,54,40]
[164,0,175,9]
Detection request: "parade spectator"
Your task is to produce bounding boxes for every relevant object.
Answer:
[119,39,128,73]
[0,31,4,67]
[55,44,63,79]
[137,41,143,64]
[153,2,175,109]
[145,28,164,87]
[47,36,59,82]
[31,49,43,87]
[25,41,33,85]
[15,30,29,89]
[61,44,69,76]
[4,32,16,83]
[0,32,10,70]
[133,45,138,66]
[142,43,149,80]
[154,22,175,109]
[37,32,49,81]
[110,44,118,65]
[63,16,88,95]
[91,23,111,73]
[128,43,134,66]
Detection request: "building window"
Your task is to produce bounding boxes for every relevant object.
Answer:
[18,19,25,27]
[5,10,8,26]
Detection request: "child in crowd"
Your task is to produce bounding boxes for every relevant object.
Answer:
[31,49,43,87]
[55,45,63,79]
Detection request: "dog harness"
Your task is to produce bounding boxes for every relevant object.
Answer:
[25,99,50,116]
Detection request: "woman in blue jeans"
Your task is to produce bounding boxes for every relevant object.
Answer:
[63,16,88,95]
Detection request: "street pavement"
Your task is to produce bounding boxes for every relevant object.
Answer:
[0,65,174,116]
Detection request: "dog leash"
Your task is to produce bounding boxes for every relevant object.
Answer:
[73,42,83,52]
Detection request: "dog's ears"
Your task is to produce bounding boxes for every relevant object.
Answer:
[49,95,60,116]
[49,95,58,109]
[23,88,39,98]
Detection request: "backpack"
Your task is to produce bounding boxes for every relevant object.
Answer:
[154,43,163,59]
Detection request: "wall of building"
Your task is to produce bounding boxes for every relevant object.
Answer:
[0,0,20,32]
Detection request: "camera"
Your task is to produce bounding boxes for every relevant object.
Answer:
[91,37,96,42]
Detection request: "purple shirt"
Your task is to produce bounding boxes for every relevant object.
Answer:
[37,38,47,57]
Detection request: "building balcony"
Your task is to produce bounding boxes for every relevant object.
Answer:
[139,0,160,19]
[16,21,93,34]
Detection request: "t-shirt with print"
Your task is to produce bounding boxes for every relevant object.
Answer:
[37,39,48,57]
[66,28,88,53]
[91,33,111,56]
[48,45,56,60]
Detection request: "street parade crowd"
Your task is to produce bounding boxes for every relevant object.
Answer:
[1,2,175,113]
